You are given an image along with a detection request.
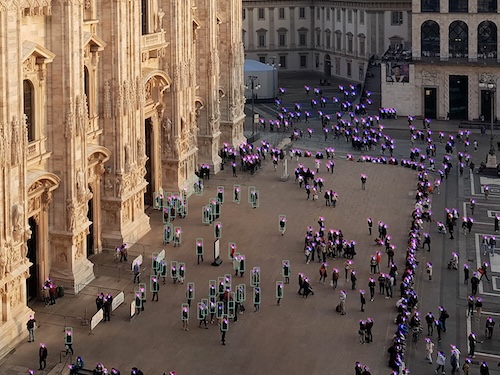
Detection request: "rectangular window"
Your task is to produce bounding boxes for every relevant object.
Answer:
[326,8,330,20]
[317,7,320,19]
[243,8,246,20]
[279,8,285,19]
[299,7,306,18]
[336,9,341,22]
[348,36,353,53]
[326,33,331,49]
[449,0,468,12]
[391,11,403,25]
[421,0,440,12]
[316,31,321,47]
[279,33,286,46]
[478,0,497,12]
[299,33,307,46]
[258,34,266,47]
[348,10,352,23]
[336,33,341,51]
[258,8,265,20]
[300,55,307,68]
[279,55,287,68]
[259,56,266,63]
[335,58,341,75]
[359,11,365,24]
[347,62,352,77]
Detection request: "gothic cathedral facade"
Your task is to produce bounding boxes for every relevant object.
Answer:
[0,0,245,358]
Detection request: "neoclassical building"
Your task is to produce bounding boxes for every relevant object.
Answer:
[242,0,411,82]
[382,0,500,120]
[0,0,245,358]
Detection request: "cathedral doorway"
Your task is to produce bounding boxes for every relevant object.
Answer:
[144,117,154,207]
[87,186,94,256]
[26,217,38,302]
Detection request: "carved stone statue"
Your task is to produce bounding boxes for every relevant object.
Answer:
[124,144,131,169]
[76,169,85,198]
[157,8,165,31]
[12,203,24,241]
[0,247,7,279]
[67,203,77,230]
[137,138,145,162]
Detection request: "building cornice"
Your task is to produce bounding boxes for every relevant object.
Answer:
[243,0,411,11]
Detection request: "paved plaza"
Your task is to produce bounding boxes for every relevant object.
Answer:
[2,71,500,375]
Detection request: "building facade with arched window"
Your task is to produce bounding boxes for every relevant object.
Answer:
[242,0,411,82]
[382,0,500,120]
[0,0,244,359]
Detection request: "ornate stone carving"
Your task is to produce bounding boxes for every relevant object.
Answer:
[0,247,7,279]
[123,80,131,109]
[12,203,25,242]
[421,70,439,85]
[137,138,146,164]
[145,79,152,101]
[42,190,52,210]
[136,76,144,108]
[103,80,111,118]
[173,64,180,92]
[479,72,495,83]
[65,97,75,138]
[10,116,21,166]
[23,56,36,74]
[115,83,122,117]
[76,168,86,199]
[67,203,76,231]
[116,175,124,197]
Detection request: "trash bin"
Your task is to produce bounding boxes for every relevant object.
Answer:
[58,285,64,298]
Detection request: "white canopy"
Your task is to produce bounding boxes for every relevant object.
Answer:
[244,59,277,100]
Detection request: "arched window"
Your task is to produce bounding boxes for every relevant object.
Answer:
[421,21,440,57]
[421,0,440,11]
[449,0,468,12]
[449,21,468,58]
[23,80,35,142]
[478,0,497,12]
[478,21,497,59]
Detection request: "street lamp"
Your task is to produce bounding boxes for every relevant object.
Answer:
[269,56,279,99]
[479,78,497,165]
[245,75,261,136]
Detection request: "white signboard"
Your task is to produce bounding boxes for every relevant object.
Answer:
[157,249,165,263]
[90,309,103,331]
[131,255,143,271]
[130,300,136,318]
[111,291,124,311]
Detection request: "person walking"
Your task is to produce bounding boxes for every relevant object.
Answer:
[359,290,366,312]
[468,332,480,357]
[368,278,376,301]
[485,317,495,339]
[151,276,159,302]
[425,312,435,336]
[423,233,431,251]
[319,263,328,284]
[450,346,461,375]
[27,315,36,342]
[331,268,339,289]
[426,262,433,281]
[438,306,449,332]
[425,338,434,364]
[467,296,475,317]
[462,358,471,375]
[479,361,490,375]
[351,270,357,290]
[475,297,483,318]
[39,343,48,370]
[471,272,480,295]
[464,264,470,285]
[339,290,347,315]
[360,174,367,190]
[367,218,373,235]
[133,262,140,283]
[436,350,446,374]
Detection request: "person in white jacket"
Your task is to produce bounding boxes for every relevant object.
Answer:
[425,338,435,363]
[436,350,446,374]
